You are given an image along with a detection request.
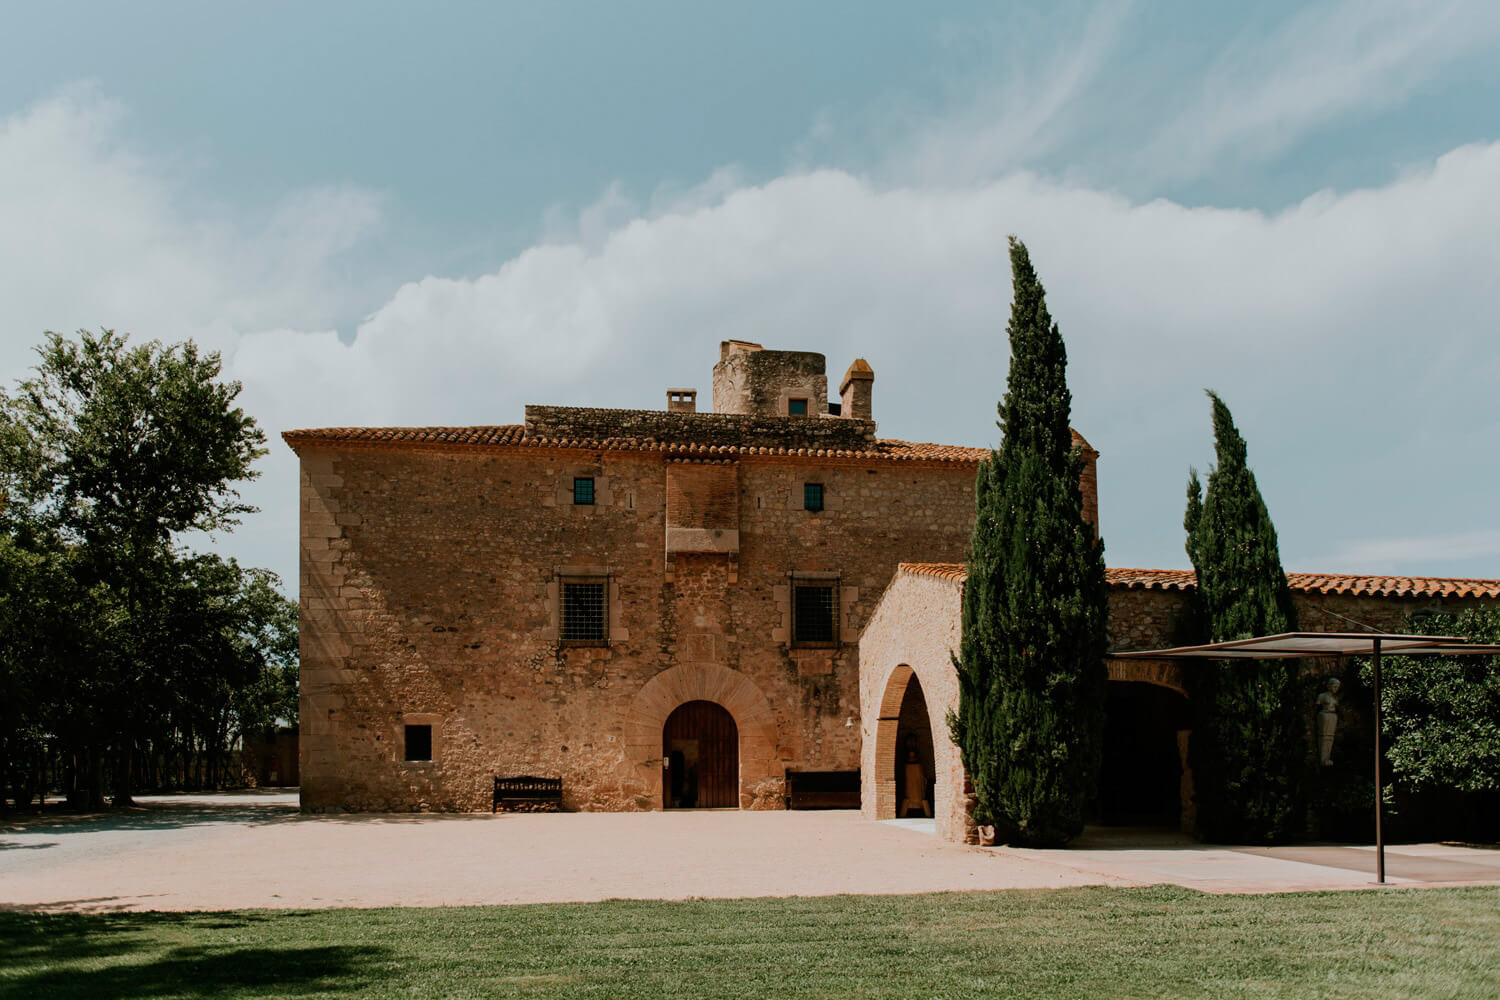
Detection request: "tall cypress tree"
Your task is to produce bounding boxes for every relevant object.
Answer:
[1184,391,1304,842]
[950,237,1108,847]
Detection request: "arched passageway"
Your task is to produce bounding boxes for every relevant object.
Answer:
[1099,681,1191,828]
[872,665,938,820]
[663,700,739,809]
[894,678,935,818]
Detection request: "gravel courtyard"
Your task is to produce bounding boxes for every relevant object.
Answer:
[4,790,1499,912]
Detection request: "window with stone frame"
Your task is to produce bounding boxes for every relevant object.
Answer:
[791,577,839,648]
[404,724,433,761]
[560,575,609,645]
[573,476,595,505]
[803,482,824,512]
[788,398,809,416]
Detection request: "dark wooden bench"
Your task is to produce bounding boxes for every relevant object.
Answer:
[784,769,860,810]
[492,775,563,813]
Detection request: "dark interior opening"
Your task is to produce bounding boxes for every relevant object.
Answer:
[894,676,935,818]
[1099,682,1189,827]
[404,724,432,762]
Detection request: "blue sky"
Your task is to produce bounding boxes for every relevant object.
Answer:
[3,1,1500,590]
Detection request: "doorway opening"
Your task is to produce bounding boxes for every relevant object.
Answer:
[663,700,739,809]
[1099,681,1190,827]
[893,675,935,819]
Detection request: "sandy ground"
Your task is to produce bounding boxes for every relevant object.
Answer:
[3,791,1499,912]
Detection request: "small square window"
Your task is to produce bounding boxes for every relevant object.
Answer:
[803,483,824,512]
[404,724,432,762]
[788,398,808,416]
[561,577,609,645]
[573,477,595,505]
[792,580,838,648]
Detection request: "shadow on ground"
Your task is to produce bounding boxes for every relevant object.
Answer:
[2,790,505,837]
[0,910,389,999]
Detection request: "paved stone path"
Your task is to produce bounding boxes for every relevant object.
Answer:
[3,791,1498,912]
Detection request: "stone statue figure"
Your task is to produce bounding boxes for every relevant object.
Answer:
[900,749,932,818]
[1317,677,1342,766]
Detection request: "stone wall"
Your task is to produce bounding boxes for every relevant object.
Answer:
[712,342,830,417]
[857,571,971,841]
[1104,584,1500,656]
[297,443,978,812]
[524,405,876,452]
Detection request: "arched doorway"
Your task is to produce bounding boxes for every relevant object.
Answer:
[663,701,739,809]
[1100,681,1191,827]
[894,677,935,818]
[873,665,937,820]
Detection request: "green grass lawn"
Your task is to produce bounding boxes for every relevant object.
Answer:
[3,885,1498,999]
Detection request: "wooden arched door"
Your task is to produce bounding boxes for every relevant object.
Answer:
[663,700,739,809]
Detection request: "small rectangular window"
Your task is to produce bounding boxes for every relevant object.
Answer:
[561,578,609,644]
[573,477,595,505]
[788,398,808,416]
[792,580,838,647]
[803,483,824,512]
[404,724,432,762]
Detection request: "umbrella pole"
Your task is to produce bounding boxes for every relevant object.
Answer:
[1372,637,1385,884]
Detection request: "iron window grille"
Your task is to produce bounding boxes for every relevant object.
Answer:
[404,724,433,761]
[788,398,808,416]
[560,576,609,645]
[573,477,595,505]
[803,482,824,512]
[791,577,839,648]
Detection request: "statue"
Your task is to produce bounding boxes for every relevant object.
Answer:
[900,748,932,818]
[1316,677,1341,766]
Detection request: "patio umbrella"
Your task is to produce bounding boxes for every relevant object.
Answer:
[1114,632,1500,883]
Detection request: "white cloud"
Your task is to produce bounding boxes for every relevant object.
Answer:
[1140,0,1500,181]
[4,89,1500,589]
[889,0,1134,185]
[0,86,382,374]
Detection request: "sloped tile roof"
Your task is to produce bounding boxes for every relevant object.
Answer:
[897,563,1500,600]
[281,425,994,464]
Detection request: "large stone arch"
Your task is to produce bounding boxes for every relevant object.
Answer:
[871,664,921,820]
[625,664,779,809]
[1104,657,1193,832]
[1106,658,1188,698]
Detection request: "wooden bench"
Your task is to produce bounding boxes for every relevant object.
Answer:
[784,769,860,810]
[492,775,563,813]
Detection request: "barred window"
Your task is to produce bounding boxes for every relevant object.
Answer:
[573,477,595,505]
[803,482,824,512]
[792,580,838,647]
[561,577,608,644]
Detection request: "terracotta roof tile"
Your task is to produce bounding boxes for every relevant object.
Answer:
[282,425,993,464]
[897,563,1500,600]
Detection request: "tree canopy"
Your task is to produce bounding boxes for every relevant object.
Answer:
[1183,391,1304,842]
[950,237,1108,847]
[1,329,292,810]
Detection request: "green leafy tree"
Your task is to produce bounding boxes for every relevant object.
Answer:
[1368,608,1500,800]
[5,329,267,805]
[949,237,1108,847]
[1183,391,1304,842]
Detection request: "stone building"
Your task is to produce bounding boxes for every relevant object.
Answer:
[287,337,1500,824]
[860,564,1500,841]
[285,341,1100,812]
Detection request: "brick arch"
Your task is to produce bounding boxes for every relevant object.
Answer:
[1106,658,1188,698]
[872,664,923,820]
[625,664,779,809]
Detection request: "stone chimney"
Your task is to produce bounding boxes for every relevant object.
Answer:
[666,388,697,413]
[1071,429,1100,540]
[839,359,874,421]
